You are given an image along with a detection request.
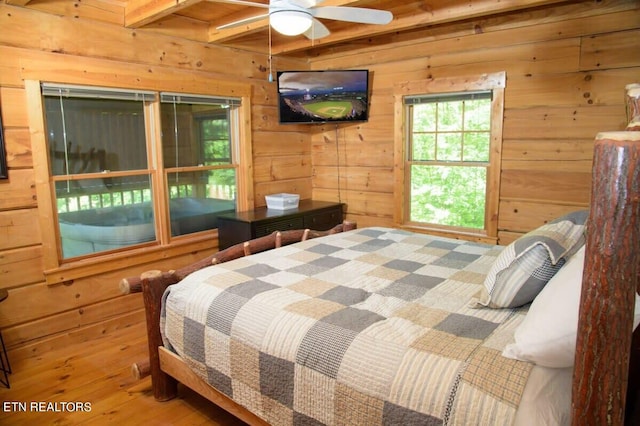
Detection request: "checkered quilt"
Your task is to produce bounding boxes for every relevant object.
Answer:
[161,227,533,425]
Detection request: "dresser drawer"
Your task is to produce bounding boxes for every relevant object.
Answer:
[254,217,305,237]
[304,208,342,230]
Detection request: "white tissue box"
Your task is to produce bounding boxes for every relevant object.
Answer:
[265,193,300,210]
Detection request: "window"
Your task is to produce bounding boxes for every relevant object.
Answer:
[160,93,239,238]
[39,83,247,261]
[394,72,505,240]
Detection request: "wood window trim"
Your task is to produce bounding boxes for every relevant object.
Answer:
[393,72,505,242]
[25,79,254,285]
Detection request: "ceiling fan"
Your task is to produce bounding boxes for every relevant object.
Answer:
[213,0,393,39]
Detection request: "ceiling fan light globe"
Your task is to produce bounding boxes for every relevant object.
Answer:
[270,10,312,36]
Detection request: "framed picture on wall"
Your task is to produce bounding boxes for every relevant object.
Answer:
[0,110,7,179]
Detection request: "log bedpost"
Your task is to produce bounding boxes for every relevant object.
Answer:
[141,273,179,401]
[571,131,640,425]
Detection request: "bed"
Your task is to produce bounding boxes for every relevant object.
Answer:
[120,132,639,425]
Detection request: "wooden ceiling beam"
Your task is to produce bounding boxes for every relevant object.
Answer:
[125,0,205,28]
[269,0,572,55]
[208,17,269,43]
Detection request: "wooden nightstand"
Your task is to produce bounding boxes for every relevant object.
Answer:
[217,200,344,249]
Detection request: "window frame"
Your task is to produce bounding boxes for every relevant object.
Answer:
[393,72,505,243]
[159,92,241,239]
[25,79,254,283]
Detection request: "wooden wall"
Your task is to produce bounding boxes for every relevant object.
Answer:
[0,0,638,360]
[309,0,640,244]
[0,3,308,360]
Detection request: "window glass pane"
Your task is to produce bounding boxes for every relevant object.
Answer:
[437,101,463,131]
[200,117,232,165]
[167,169,236,237]
[436,133,462,161]
[161,102,234,168]
[56,175,155,258]
[412,104,436,132]
[45,97,148,175]
[463,132,490,162]
[407,92,493,231]
[412,133,436,161]
[409,165,486,229]
[463,99,491,131]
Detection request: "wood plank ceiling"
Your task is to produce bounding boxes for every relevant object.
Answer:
[9,0,573,57]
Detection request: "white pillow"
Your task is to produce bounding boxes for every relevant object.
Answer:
[503,245,640,368]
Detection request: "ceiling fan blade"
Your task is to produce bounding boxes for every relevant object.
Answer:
[304,18,330,39]
[311,6,392,25]
[216,13,269,30]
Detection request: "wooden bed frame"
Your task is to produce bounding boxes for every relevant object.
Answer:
[120,133,639,426]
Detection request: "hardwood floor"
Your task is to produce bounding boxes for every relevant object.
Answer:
[0,321,248,425]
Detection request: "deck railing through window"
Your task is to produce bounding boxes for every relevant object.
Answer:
[57,183,236,213]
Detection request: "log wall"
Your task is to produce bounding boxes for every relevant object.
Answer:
[0,0,638,359]
[0,3,308,360]
[309,0,640,240]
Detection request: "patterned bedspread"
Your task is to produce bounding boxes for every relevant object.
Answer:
[162,227,533,425]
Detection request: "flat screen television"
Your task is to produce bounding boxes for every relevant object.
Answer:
[276,70,369,124]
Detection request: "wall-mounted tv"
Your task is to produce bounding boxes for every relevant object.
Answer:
[277,70,369,124]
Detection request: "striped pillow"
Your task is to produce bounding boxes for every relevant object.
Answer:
[475,210,588,309]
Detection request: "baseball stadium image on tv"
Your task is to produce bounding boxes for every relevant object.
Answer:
[277,70,369,124]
